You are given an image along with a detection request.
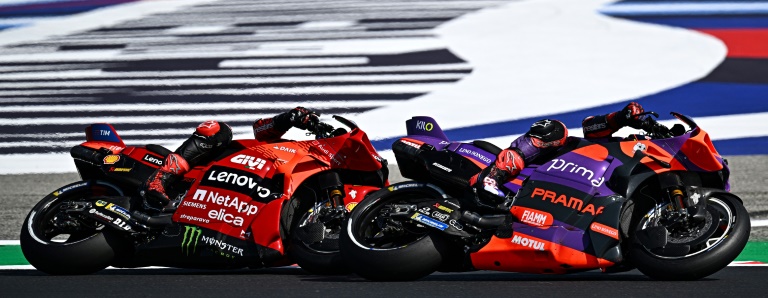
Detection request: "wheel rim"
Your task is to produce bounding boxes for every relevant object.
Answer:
[350,193,432,251]
[294,203,343,254]
[27,182,120,245]
[638,197,734,259]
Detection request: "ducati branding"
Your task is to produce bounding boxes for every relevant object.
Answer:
[530,188,604,216]
[511,235,545,251]
[201,166,271,198]
[143,154,163,166]
[546,159,605,187]
[230,154,266,170]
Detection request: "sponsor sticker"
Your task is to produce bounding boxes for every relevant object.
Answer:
[103,155,120,164]
[200,166,272,198]
[143,154,164,166]
[410,213,448,230]
[590,222,619,240]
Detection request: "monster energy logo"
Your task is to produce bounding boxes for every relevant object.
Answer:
[182,226,202,256]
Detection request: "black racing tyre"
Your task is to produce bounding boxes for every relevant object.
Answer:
[20,181,125,275]
[287,196,350,275]
[340,186,450,281]
[630,193,750,280]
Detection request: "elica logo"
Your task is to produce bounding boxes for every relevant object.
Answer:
[230,154,266,170]
[143,154,163,166]
[192,189,259,227]
[415,120,433,131]
[203,167,271,198]
[182,226,202,256]
[546,159,605,187]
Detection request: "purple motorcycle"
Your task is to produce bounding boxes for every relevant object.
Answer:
[340,112,749,281]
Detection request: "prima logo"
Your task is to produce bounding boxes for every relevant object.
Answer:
[182,226,202,256]
[230,154,266,170]
[546,158,605,187]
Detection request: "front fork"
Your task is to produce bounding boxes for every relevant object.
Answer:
[658,172,707,222]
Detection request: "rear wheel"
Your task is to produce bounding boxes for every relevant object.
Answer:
[20,181,125,275]
[340,188,449,281]
[630,193,749,280]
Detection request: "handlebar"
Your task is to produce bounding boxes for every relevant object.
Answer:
[638,112,674,139]
[305,115,347,139]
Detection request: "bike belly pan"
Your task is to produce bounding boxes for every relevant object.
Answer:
[470,226,615,274]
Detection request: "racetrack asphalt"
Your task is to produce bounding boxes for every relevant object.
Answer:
[1,155,766,241]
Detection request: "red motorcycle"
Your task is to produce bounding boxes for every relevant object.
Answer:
[20,115,388,275]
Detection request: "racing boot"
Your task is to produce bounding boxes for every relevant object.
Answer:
[468,148,524,210]
[143,153,190,211]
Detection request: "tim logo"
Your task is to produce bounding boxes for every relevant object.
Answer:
[415,120,433,131]
[231,154,266,170]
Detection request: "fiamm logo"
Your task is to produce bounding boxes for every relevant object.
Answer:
[182,226,202,256]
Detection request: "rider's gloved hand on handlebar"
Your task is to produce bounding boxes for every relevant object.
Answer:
[615,102,647,129]
[274,106,319,130]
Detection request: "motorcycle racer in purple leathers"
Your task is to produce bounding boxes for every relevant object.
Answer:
[469,102,648,203]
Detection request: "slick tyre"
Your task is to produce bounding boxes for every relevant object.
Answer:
[20,181,124,275]
[630,193,750,280]
[340,186,450,281]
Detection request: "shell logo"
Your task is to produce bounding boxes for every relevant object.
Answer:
[345,202,358,212]
[103,155,120,164]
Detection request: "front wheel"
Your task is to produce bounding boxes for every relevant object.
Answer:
[20,181,126,275]
[340,187,450,281]
[287,197,349,275]
[630,193,750,280]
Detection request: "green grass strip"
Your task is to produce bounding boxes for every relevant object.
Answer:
[734,241,768,262]
[1,241,767,266]
[0,245,27,265]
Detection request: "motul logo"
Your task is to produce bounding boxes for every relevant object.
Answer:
[231,154,266,170]
[511,235,545,251]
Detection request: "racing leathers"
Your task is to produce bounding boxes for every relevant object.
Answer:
[469,102,647,205]
[143,107,318,209]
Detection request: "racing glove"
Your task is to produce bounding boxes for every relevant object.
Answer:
[274,106,319,131]
[615,102,647,129]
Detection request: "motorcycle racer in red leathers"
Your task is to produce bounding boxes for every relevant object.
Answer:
[469,102,648,204]
[143,107,319,209]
